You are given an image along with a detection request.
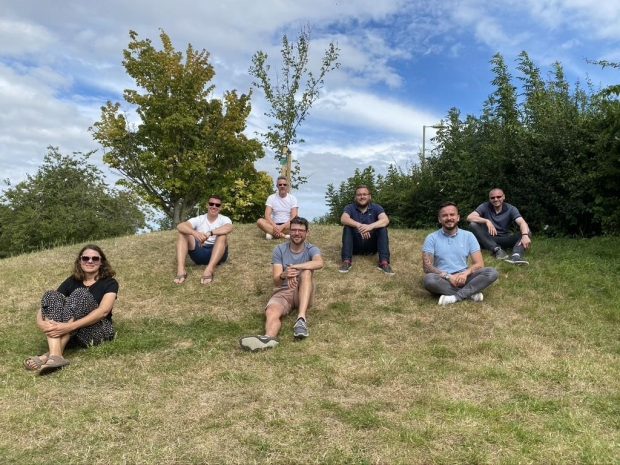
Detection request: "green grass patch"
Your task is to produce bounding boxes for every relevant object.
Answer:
[0,226,618,464]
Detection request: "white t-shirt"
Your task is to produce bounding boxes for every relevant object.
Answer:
[266,193,298,224]
[188,214,232,245]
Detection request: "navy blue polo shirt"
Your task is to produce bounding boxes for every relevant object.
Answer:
[474,202,522,235]
[344,203,386,224]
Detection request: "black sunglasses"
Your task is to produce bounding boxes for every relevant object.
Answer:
[81,255,101,263]
[277,184,287,187]
[208,202,221,207]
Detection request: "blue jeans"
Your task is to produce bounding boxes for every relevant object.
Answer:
[341,226,390,263]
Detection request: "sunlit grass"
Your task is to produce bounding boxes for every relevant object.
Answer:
[0,226,618,464]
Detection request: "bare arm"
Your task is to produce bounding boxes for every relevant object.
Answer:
[273,255,324,287]
[211,223,233,236]
[341,211,389,239]
[340,211,357,228]
[264,206,275,228]
[467,211,497,236]
[39,292,117,338]
[422,252,443,275]
[515,217,532,249]
[449,251,484,288]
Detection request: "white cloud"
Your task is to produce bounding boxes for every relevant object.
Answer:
[312,89,439,137]
[1,0,618,219]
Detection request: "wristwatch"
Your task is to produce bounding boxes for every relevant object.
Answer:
[441,272,450,280]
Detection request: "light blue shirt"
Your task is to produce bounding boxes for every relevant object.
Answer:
[422,228,480,274]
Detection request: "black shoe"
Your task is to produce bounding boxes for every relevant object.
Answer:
[507,253,529,265]
[493,247,509,260]
[338,260,352,273]
[377,261,395,275]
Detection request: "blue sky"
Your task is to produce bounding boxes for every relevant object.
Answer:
[1,0,619,222]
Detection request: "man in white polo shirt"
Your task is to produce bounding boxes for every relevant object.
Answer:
[256,176,298,240]
[173,195,233,285]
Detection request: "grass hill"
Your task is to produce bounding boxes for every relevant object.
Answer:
[1,224,618,464]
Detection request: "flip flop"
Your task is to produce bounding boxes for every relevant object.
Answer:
[200,273,214,285]
[24,353,49,372]
[173,273,188,285]
[38,355,70,375]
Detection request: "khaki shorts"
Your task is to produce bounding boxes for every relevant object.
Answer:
[265,284,315,316]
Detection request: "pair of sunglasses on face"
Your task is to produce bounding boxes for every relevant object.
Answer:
[81,256,101,263]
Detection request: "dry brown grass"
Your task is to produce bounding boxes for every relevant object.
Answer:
[0,225,618,464]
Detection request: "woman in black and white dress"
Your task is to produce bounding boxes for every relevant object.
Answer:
[24,244,118,374]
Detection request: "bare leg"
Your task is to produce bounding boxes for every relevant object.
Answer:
[203,235,228,279]
[265,304,286,338]
[175,232,195,282]
[296,270,314,321]
[46,333,72,357]
[257,218,275,235]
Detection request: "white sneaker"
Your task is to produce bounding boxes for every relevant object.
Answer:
[438,295,458,305]
[284,234,290,239]
[265,233,273,240]
[469,292,484,302]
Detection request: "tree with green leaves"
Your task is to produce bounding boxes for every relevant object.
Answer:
[0,147,145,258]
[249,27,340,187]
[92,30,267,225]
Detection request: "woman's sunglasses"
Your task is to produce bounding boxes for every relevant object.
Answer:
[81,255,101,263]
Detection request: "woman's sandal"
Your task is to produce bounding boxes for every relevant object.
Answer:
[173,272,188,285]
[38,355,70,375]
[24,353,49,372]
[200,273,214,285]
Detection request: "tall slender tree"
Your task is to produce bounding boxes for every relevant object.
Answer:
[249,27,340,187]
[92,30,267,224]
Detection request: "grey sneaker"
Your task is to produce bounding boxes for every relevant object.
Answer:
[338,260,352,273]
[293,317,309,339]
[377,261,395,275]
[239,335,279,352]
[507,253,529,265]
[469,292,484,302]
[493,247,509,260]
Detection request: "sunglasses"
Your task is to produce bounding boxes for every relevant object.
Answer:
[208,202,221,207]
[277,184,287,187]
[81,255,101,263]
[490,196,503,200]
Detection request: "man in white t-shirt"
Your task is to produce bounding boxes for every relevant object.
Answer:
[256,176,298,239]
[173,195,233,285]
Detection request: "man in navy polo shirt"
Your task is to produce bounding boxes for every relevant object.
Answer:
[423,202,498,305]
[467,188,532,265]
[339,185,394,275]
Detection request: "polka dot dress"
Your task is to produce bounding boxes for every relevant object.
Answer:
[41,288,115,347]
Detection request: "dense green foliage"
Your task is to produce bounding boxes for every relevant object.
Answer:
[0,147,144,258]
[92,30,270,225]
[249,27,340,187]
[323,53,619,236]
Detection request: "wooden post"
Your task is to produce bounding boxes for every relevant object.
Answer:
[280,146,292,187]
